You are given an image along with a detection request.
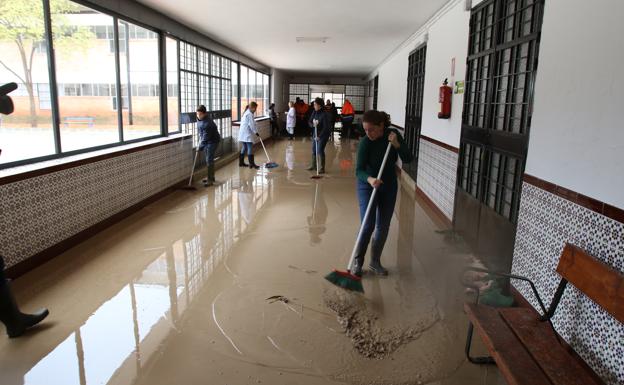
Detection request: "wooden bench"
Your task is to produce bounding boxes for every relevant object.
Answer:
[63,116,94,128]
[462,243,623,385]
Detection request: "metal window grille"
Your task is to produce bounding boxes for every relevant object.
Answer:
[458,0,544,223]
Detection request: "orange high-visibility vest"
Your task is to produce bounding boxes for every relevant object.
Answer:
[342,101,354,115]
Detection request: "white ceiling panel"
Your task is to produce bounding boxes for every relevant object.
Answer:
[137,0,449,75]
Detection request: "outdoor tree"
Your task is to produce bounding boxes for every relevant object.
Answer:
[0,0,92,127]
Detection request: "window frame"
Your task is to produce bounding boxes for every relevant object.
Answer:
[0,0,269,170]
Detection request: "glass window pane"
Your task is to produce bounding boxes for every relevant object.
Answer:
[52,1,119,152]
[119,21,160,141]
[231,62,238,120]
[240,66,248,113]
[0,0,56,164]
[248,68,256,114]
[166,37,179,133]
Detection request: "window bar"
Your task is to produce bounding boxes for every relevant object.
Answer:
[123,21,134,127]
[177,39,182,133]
[113,17,124,142]
[42,0,62,154]
[158,33,167,136]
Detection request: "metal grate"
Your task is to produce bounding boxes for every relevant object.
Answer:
[458,0,543,223]
[402,44,427,181]
[289,83,309,103]
[179,40,234,146]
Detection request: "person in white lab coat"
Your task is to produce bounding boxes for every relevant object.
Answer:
[285,101,296,140]
[238,101,260,169]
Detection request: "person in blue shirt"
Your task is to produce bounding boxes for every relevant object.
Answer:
[238,102,261,169]
[307,97,332,173]
[196,105,221,187]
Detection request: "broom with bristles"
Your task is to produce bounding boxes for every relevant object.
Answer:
[325,141,393,293]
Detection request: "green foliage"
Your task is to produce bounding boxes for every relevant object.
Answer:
[0,0,94,62]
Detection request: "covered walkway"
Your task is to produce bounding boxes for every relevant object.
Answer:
[0,138,501,385]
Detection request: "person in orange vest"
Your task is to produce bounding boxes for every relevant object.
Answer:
[341,99,355,138]
[295,98,309,134]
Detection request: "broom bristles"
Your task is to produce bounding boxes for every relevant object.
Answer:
[324,269,364,293]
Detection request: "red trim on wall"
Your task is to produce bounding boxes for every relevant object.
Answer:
[524,174,624,224]
[389,124,459,154]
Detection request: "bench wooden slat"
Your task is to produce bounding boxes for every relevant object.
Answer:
[500,307,604,385]
[465,303,552,385]
[557,244,624,323]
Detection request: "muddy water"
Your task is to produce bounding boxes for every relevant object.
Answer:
[0,138,502,385]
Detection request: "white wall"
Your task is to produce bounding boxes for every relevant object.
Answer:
[373,0,471,147]
[420,3,470,148]
[271,69,288,113]
[525,0,624,208]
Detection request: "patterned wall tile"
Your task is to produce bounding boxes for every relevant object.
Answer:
[512,182,624,385]
[416,139,458,220]
[0,140,193,269]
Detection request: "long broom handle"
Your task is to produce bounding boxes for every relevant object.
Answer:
[314,122,320,176]
[258,135,272,162]
[346,142,393,272]
[187,150,199,186]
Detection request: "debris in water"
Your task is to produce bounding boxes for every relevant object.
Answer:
[266,295,290,304]
[288,265,318,274]
[323,288,440,359]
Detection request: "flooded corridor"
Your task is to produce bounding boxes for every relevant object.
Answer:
[0,138,503,385]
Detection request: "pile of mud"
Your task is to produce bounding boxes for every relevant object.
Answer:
[323,289,439,359]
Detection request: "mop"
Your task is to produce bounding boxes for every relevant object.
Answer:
[310,121,323,180]
[180,149,199,191]
[324,142,393,293]
[257,134,279,168]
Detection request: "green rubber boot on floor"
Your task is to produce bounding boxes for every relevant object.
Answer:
[319,155,326,174]
[307,156,316,171]
[479,282,514,308]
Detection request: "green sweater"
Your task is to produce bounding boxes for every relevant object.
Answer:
[356,129,412,184]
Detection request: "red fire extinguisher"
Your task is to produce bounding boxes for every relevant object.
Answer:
[438,78,452,119]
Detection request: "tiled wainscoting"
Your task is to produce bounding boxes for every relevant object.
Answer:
[416,137,458,221]
[0,138,193,271]
[511,181,624,385]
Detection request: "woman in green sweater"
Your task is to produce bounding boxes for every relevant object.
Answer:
[353,110,412,276]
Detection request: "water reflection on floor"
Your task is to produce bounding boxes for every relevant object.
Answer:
[0,137,503,385]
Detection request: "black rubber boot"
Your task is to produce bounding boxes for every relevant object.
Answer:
[306,156,316,171]
[0,258,49,338]
[248,155,260,169]
[352,259,363,278]
[239,154,248,167]
[369,258,389,276]
[320,155,326,174]
[203,165,214,187]
[208,164,216,183]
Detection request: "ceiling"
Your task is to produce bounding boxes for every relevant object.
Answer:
[137,0,449,76]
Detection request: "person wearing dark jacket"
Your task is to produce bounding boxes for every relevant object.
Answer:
[307,97,332,173]
[196,105,221,187]
[352,110,412,277]
[0,256,49,338]
[268,103,279,137]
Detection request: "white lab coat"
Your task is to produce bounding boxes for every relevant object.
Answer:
[286,107,296,132]
[238,109,257,142]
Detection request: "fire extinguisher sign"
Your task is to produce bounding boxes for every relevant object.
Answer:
[455,81,465,94]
